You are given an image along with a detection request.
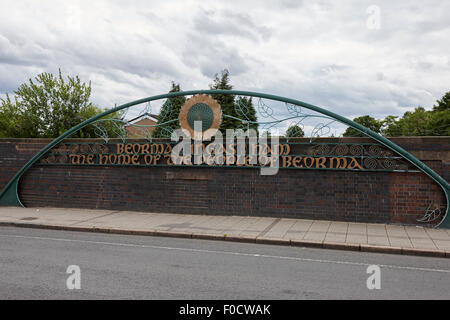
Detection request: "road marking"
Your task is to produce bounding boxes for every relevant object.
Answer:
[1,233,449,274]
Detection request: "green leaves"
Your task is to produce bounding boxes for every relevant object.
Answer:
[0,69,101,138]
[343,91,450,137]
[433,91,450,112]
[343,115,382,137]
[285,125,305,138]
[152,82,186,138]
[209,69,259,134]
[343,102,450,137]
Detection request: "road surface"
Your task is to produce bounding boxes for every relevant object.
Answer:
[0,226,449,299]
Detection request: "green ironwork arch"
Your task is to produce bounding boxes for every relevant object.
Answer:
[0,89,449,228]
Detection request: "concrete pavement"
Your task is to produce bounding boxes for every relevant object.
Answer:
[0,206,449,258]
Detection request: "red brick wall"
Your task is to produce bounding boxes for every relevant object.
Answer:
[1,137,448,227]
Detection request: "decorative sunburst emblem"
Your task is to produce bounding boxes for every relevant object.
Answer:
[179,94,222,140]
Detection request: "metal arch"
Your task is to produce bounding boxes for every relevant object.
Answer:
[0,89,449,228]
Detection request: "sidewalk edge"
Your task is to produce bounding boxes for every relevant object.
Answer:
[1,221,448,259]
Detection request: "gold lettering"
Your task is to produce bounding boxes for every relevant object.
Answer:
[164,144,172,154]
[144,155,152,165]
[99,154,108,164]
[347,157,363,170]
[131,154,140,165]
[282,156,292,167]
[151,144,164,154]
[280,144,291,155]
[141,144,150,154]
[315,157,326,169]
[117,154,131,165]
[109,154,117,164]
[304,157,314,168]
[132,144,140,154]
[125,144,132,154]
[153,155,161,165]
[87,154,95,165]
[69,155,81,164]
[329,157,347,169]
[293,156,302,167]
[117,144,124,154]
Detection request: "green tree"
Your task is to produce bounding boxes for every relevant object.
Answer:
[76,104,125,139]
[383,107,430,136]
[285,125,305,138]
[427,110,450,136]
[152,82,186,138]
[0,69,115,138]
[433,91,450,112]
[0,94,22,137]
[235,96,258,132]
[343,115,382,137]
[379,115,399,136]
[209,69,241,133]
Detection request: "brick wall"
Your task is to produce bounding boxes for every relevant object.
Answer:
[0,137,448,226]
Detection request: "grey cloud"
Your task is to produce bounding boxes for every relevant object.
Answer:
[0,33,51,67]
[182,32,250,78]
[193,9,273,42]
[0,0,449,133]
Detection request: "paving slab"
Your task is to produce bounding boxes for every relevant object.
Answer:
[0,207,449,259]
[388,237,413,248]
[386,225,409,238]
[367,235,390,246]
[308,221,331,232]
[406,227,430,239]
[433,240,450,251]
[410,238,437,250]
[283,230,306,241]
[287,219,314,232]
[303,231,327,242]
[347,223,367,235]
[263,219,297,238]
[328,221,349,234]
[346,234,368,244]
[367,224,387,236]
[324,232,347,243]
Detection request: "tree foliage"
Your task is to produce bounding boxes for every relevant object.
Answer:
[433,91,450,112]
[235,96,258,133]
[343,91,450,137]
[152,82,186,138]
[285,125,305,138]
[343,115,382,137]
[209,69,258,134]
[0,69,120,138]
[209,69,240,134]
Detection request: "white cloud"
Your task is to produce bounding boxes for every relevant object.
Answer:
[0,0,449,135]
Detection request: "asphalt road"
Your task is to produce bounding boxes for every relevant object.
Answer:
[0,226,449,299]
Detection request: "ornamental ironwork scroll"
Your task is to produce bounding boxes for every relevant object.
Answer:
[0,89,448,229]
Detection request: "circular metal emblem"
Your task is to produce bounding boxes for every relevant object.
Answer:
[179,94,222,140]
[187,103,214,131]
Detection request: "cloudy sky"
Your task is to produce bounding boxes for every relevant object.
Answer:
[0,0,449,134]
